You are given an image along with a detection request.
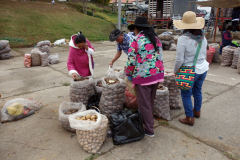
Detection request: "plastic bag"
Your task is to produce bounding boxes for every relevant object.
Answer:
[54,39,65,45]
[87,94,101,112]
[209,43,220,63]
[0,46,11,54]
[69,78,95,106]
[169,43,177,51]
[0,52,11,60]
[110,110,145,145]
[221,46,235,66]
[153,86,170,120]
[24,53,31,68]
[39,52,50,67]
[99,76,126,118]
[36,40,51,47]
[30,48,42,66]
[124,88,138,110]
[69,110,108,153]
[0,40,9,50]
[1,98,43,122]
[206,47,216,65]
[106,66,125,79]
[59,101,86,132]
[163,70,182,109]
[47,53,60,64]
[39,45,50,55]
[158,32,172,41]
[231,48,240,69]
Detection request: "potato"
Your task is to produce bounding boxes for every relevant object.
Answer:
[86,114,91,119]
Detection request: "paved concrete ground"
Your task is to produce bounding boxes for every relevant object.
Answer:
[0,40,239,160]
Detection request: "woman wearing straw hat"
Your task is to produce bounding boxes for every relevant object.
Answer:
[125,17,164,137]
[173,11,209,126]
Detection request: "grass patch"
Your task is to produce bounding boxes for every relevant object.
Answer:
[85,154,99,160]
[158,120,169,126]
[62,82,70,86]
[224,152,238,160]
[0,0,115,47]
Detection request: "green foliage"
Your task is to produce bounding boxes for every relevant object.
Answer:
[95,0,111,5]
[0,1,115,47]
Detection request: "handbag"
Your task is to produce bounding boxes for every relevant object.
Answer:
[175,41,202,90]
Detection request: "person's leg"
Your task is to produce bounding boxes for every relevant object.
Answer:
[136,84,154,135]
[192,71,207,112]
[150,82,159,110]
[181,88,194,117]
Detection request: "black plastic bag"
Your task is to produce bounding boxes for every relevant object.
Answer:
[87,94,101,112]
[110,109,145,145]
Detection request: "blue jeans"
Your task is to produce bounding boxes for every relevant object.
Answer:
[181,71,207,117]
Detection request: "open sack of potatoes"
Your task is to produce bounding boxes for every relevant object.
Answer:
[69,110,108,154]
[99,75,126,118]
[59,102,86,132]
[69,76,95,106]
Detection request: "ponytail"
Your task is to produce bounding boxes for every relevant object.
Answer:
[74,31,86,44]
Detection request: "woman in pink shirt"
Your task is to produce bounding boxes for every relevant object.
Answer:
[67,31,94,79]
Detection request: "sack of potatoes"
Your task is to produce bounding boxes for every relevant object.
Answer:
[106,66,125,80]
[59,102,86,132]
[221,47,235,66]
[69,110,108,154]
[153,85,170,120]
[163,70,182,109]
[99,77,126,118]
[69,78,95,106]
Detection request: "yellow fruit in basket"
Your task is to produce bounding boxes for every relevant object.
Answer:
[91,115,96,120]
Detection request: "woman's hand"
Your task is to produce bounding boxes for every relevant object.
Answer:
[174,72,177,77]
[72,73,77,79]
[85,44,89,51]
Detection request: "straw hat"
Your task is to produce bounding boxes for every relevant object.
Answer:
[173,11,205,29]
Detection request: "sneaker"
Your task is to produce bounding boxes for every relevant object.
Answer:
[145,134,154,137]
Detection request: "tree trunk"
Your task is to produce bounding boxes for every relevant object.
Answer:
[85,0,88,15]
[92,9,94,16]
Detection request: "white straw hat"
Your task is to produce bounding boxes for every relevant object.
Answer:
[173,11,205,29]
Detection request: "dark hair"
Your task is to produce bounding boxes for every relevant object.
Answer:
[74,31,86,44]
[184,29,202,35]
[227,26,232,31]
[135,26,159,51]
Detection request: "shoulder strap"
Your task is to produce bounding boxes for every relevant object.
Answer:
[193,41,203,66]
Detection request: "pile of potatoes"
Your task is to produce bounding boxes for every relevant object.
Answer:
[70,80,95,107]
[231,48,240,69]
[64,109,79,115]
[153,85,170,120]
[76,115,108,154]
[163,71,181,109]
[76,114,98,122]
[99,79,126,118]
[221,47,235,66]
[104,78,120,85]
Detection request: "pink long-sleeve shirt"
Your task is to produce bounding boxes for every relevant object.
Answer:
[67,35,94,77]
